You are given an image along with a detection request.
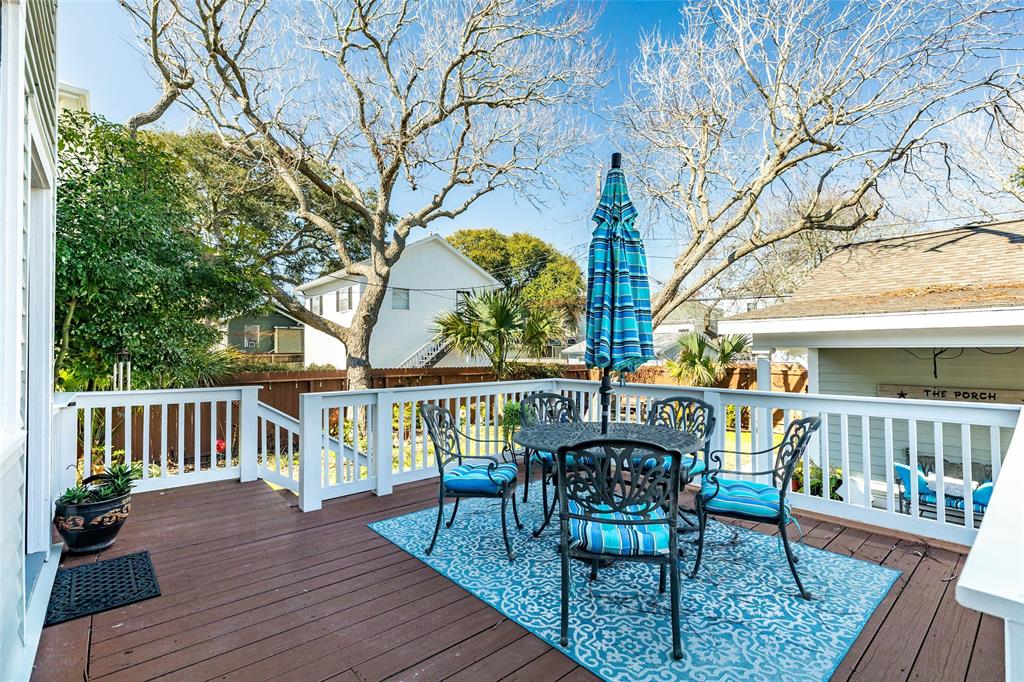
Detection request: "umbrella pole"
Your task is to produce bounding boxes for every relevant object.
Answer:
[599,367,611,434]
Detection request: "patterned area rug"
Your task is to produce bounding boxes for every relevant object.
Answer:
[369,483,900,682]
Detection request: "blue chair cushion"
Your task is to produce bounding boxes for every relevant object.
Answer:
[567,500,671,557]
[630,455,705,477]
[700,478,790,520]
[531,451,593,468]
[443,463,517,494]
[918,491,988,514]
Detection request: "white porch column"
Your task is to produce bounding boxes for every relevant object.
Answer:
[806,348,819,394]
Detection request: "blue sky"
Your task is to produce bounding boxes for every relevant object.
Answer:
[58,1,686,280]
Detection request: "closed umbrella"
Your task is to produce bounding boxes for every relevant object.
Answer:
[585,153,656,433]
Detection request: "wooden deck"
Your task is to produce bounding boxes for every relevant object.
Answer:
[32,477,1003,682]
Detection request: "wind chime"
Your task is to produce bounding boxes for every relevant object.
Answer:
[112,350,132,391]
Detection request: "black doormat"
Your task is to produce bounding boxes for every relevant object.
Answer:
[45,551,160,626]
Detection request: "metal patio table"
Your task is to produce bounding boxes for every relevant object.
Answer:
[513,422,701,537]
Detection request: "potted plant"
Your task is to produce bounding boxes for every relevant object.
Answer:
[53,462,141,553]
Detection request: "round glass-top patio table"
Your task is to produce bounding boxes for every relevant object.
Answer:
[512,421,700,456]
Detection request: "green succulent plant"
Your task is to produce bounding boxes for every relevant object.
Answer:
[56,462,142,506]
[57,485,94,505]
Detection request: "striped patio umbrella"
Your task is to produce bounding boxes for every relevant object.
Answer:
[585,153,655,432]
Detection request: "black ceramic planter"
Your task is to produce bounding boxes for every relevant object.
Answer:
[53,493,132,554]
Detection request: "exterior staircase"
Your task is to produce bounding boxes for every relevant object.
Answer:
[398,335,454,369]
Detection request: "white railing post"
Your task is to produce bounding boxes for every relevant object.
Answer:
[373,389,394,496]
[298,392,323,511]
[754,351,774,480]
[53,396,79,497]
[238,386,259,483]
[703,389,725,456]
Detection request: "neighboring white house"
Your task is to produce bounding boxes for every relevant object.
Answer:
[1,2,61,680]
[297,235,501,369]
[719,221,1024,505]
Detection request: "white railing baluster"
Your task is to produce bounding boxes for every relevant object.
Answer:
[862,415,872,510]
[141,404,150,480]
[962,424,974,531]
[209,401,218,470]
[802,409,811,495]
[193,401,202,472]
[160,403,168,479]
[104,406,112,470]
[884,418,894,513]
[82,407,93,478]
[177,402,185,475]
[909,418,920,519]
[934,422,946,525]
[124,405,132,468]
[225,399,233,469]
[820,413,830,500]
[840,414,851,505]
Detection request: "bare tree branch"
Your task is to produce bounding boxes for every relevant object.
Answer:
[620,0,1024,325]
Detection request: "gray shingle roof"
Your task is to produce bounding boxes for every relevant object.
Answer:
[727,221,1024,321]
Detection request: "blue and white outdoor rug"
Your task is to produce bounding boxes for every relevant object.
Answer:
[369,483,899,682]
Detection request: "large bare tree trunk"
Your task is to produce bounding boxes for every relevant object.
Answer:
[345,270,387,390]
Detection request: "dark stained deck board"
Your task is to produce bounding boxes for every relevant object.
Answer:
[966,614,1006,682]
[32,477,1000,682]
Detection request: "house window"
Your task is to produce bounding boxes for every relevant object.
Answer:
[337,287,353,312]
[456,290,470,310]
[243,324,260,349]
[310,295,323,315]
[392,288,410,310]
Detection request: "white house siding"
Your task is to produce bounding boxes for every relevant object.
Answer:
[816,348,1020,498]
[1,1,58,679]
[302,237,497,368]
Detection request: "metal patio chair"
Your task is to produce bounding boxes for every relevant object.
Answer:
[641,396,716,525]
[519,391,581,536]
[555,438,685,659]
[692,416,821,600]
[421,403,523,562]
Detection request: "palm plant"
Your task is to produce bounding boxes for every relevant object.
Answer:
[666,332,750,387]
[434,288,562,378]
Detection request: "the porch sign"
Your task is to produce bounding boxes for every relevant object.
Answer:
[878,384,1024,405]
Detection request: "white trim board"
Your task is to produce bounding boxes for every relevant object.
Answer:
[719,307,1024,350]
[11,543,61,682]
[719,307,1024,338]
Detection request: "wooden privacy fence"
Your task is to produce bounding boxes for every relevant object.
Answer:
[228,365,592,418]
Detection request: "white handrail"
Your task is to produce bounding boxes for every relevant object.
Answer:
[956,408,1024,681]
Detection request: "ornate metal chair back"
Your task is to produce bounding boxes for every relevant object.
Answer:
[769,416,822,490]
[420,403,462,475]
[646,396,716,460]
[555,439,682,528]
[520,392,580,428]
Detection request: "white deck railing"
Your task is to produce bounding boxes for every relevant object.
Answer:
[56,379,1021,547]
[54,387,260,494]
